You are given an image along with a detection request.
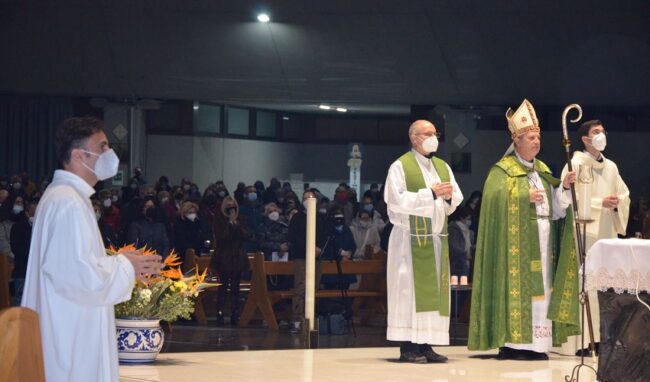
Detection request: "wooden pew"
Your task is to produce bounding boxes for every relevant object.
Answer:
[238,252,386,330]
[0,307,46,382]
[183,249,216,325]
[182,249,253,325]
[0,253,12,310]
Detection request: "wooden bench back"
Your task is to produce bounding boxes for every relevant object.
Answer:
[249,252,385,276]
[0,253,12,310]
[0,307,45,382]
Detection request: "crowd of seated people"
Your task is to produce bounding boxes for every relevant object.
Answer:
[6,167,648,326]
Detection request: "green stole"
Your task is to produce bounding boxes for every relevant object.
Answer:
[398,151,450,316]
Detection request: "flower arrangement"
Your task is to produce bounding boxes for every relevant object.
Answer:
[107,244,217,322]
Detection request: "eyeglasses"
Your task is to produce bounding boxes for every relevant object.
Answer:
[415,132,441,138]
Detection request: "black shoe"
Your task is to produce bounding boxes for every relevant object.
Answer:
[419,345,448,363]
[575,342,599,357]
[498,347,548,361]
[398,351,427,364]
[216,312,225,326]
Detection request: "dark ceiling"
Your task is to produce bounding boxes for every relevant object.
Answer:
[1,0,650,114]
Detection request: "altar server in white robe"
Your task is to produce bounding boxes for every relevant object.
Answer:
[385,120,463,363]
[22,117,162,382]
[557,119,630,356]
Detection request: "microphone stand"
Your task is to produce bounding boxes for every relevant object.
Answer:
[561,104,597,382]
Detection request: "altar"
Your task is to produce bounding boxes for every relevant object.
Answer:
[585,238,650,382]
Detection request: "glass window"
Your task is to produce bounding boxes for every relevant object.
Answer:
[256,110,276,138]
[226,107,250,135]
[194,103,221,134]
[282,115,301,139]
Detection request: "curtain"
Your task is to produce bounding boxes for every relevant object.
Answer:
[0,95,74,181]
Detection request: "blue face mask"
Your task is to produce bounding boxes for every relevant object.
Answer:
[248,193,258,201]
[363,204,374,212]
[335,225,344,233]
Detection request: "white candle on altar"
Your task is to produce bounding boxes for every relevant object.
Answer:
[304,196,317,331]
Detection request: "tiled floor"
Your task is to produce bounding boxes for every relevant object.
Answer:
[120,346,598,382]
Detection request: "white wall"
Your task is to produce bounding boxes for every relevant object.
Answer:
[146,134,405,193]
[146,122,650,202]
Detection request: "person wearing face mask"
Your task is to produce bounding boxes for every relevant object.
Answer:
[157,190,177,231]
[320,209,357,290]
[332,187,355,226]
[350,209,381,260]
[211,196,250,326]
[469,100,579,361]
[384,119,464,364]
[127,198,171,259]
[9,195,26,222]
[318,197,330,217]
[10,199,38,304]
[174,201,211,263]
[360,195,386,233]
[9,175,28,200]
[97,189,121,236]
[239,185,264,252]
[22,117,162,382]
[92,199,120,249]
[256,203,289,261]
[555,119,630,357]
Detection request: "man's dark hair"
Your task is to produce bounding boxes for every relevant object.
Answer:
[55,116,105,166]
[577,120,603,139]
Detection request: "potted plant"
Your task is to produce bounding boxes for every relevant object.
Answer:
[108,244,215,363]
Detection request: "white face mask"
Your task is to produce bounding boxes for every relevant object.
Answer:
[28,216,35,225]
[590,133,607,151]
[95,211,102,221]
[81,149,120,181]
[422,136,439,153]
[186,213,197,222]
[111,195,118,202]
[318,208,327,214]
[268,211,280,221]
[103,198,112,208]
[13,205,24,214]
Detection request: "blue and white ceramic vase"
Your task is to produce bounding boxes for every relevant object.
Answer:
[116,318,164,363]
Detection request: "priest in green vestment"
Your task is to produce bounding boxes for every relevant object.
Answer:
[384,120,463,363]
[468,99,581,360]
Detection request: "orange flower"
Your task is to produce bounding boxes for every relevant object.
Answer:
[161,267,183,280]
[164,250,182,267]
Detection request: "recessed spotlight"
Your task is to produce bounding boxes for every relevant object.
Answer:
[319,105,331,110]
[193,102,199,110]
[257,13,270,23]
[336,107,347,112]
[282,116,290,120]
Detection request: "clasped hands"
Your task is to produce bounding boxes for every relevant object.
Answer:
[122,250,164,282]
[431,182,453,200]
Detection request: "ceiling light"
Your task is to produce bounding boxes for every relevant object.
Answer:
[257,13,270,23]
[193,102,199,110]
[319,105,331,110]
[336,107,347,112]
[282,116,290,120]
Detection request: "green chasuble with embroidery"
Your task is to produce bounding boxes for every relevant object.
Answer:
[468,155,580,350]
[398,152,451,315]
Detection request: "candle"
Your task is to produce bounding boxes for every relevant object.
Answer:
[305,197,317,331]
